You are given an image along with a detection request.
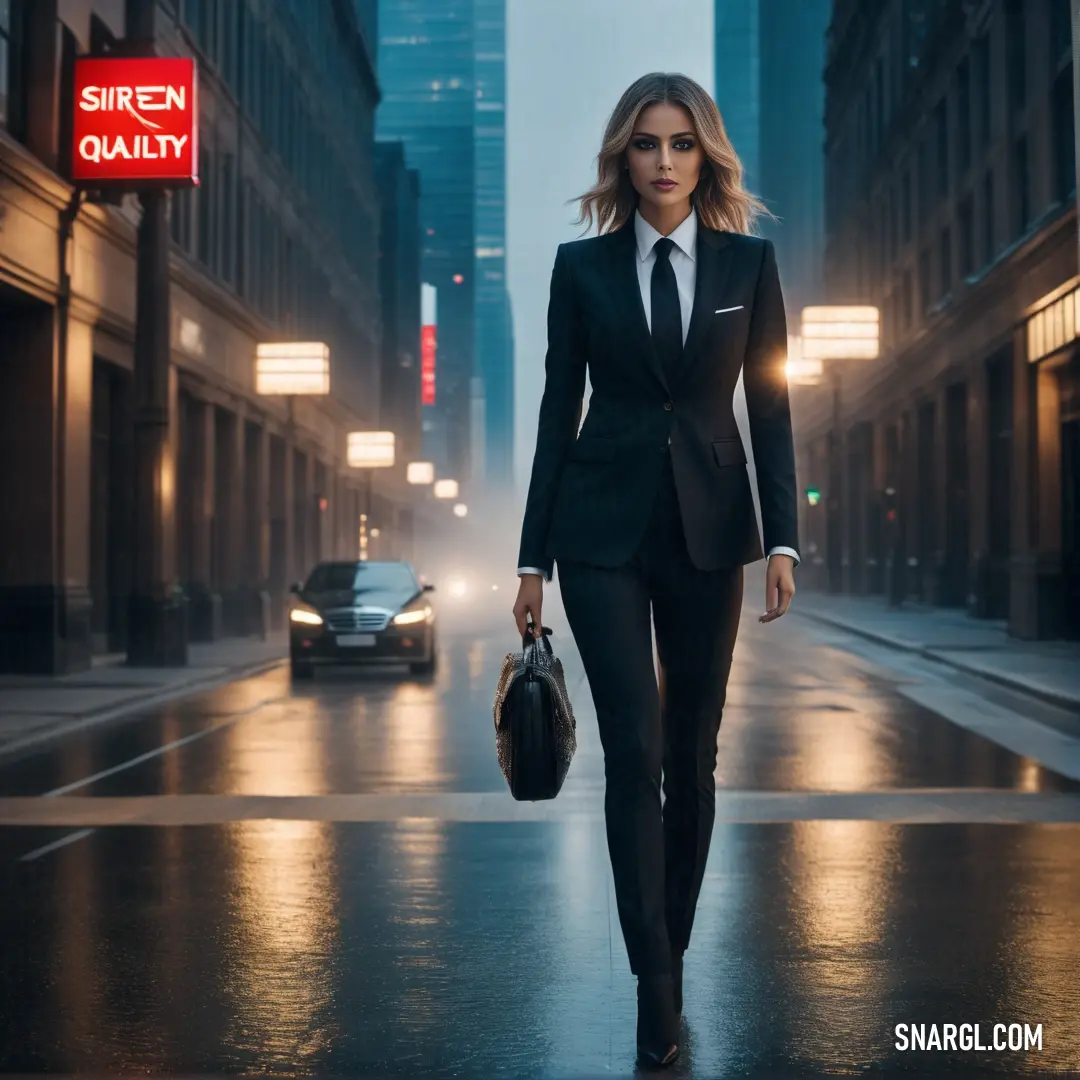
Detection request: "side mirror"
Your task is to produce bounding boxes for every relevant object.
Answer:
[289,583,302,595]
[422,583,436,593]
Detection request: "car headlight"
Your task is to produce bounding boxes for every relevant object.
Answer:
[290,606,323,626]
[394,605,432,626]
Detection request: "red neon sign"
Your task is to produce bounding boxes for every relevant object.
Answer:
[421,324,437,406]
[72,57,199,186]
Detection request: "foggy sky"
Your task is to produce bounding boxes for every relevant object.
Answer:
[506,0,715,497]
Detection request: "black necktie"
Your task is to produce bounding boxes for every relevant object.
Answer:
[651,237,682,374]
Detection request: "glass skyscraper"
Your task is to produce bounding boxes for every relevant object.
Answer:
[715,0,831,316]
[473,0,514,491]
[376,0,512,490]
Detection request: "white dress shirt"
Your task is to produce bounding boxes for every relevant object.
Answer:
[519,208,800,580]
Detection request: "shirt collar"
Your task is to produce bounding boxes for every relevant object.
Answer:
[634,207,698,264]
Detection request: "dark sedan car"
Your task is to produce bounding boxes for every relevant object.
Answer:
[289,560,437,679]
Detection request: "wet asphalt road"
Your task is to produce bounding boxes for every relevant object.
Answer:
[1,587,1080,1078]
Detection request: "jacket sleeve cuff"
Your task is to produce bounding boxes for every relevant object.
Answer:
[517,566,551,582]
[767,546,800,566]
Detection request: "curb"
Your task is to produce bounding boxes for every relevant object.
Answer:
[0,655,288,762]
[792,609,1080,715]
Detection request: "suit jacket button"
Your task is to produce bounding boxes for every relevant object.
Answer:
[663,401,673,411]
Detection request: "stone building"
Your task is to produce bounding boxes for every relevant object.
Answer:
[0,0,413,672]
[795,0,1079,640]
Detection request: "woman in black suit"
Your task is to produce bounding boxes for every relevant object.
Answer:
[512,72,799,1067]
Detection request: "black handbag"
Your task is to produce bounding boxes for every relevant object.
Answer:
[493,625,577,801]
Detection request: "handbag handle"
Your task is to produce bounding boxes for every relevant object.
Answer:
[523,623,554,655]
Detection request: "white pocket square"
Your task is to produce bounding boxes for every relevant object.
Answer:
[714,305,744,314]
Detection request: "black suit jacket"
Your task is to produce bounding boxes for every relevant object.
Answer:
[518,221,799,578]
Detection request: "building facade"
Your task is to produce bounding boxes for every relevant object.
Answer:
[714,0,832,316]
[375,140,423,477]
[471,0,514,492]
[796,0,1079,640]
[0,0,399,673]
[376,0,512,493]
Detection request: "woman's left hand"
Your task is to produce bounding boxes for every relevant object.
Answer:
[759,554,796,624]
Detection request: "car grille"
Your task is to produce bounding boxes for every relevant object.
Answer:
[325,609,390,632]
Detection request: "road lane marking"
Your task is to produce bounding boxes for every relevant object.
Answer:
[4,789,1080,826]
[0,659,288,762]
[18,829,96,862]
[9,697,287,862]
[42,696,287,798]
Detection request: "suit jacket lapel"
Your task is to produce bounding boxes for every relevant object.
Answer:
[681,227,734,372]
[607,222,670,393]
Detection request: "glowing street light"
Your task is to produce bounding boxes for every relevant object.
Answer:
[255,342,330,395]
[453,503,468,518]
[347,431,395,469]
[407,461,436,485]
[800,306,880,360]
[347,431,396,559]
[433,478,459,500]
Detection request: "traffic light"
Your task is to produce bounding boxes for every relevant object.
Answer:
[806,486,822,507]
[884,486,898,523]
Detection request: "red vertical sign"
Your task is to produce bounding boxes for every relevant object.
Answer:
[421,324,437,406]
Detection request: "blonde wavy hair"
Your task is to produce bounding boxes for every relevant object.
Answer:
[575,72,771,235]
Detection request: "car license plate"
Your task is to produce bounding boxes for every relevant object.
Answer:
[337,633,376,647]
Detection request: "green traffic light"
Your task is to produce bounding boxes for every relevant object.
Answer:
[806,487,821,507]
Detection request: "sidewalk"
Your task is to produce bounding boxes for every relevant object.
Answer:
[0,633,288,759]
[793,592,1080,712]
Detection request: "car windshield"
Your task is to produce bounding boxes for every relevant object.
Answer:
[304,562,417,593]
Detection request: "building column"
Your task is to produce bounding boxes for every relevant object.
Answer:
[185,396,222,641]
[0,307,94,673]
[313,460,329,562]
[242,419,271,637]
[268,433,293,629]
[105,366,135,651]
[867,420,886,595]
[898,406,917,603]
[332,474,346,559]
[1011,353,1064,638]
[926,384,950,605]
[213,407,245,634]
[292,449,314,580]
[967,361,992,616]
[825,375,844,593]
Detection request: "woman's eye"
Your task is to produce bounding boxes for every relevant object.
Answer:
[675,140,696,151]
[632,139,655,150]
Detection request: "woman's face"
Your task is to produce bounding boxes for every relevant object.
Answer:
[624,102,705,215]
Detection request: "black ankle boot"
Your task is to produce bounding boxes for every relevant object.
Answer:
[636,973,680,1068]
[671,953,683,1015]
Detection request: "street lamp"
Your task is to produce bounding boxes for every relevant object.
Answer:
[453,503,468,518]
[800,306,880,360]
[255,342,331,395]
[253,341,330,626]
[347,431,396,560]
[407,461,435,485]
[254,341,330,429]
[799,306,880,596]
[433,478,459,500]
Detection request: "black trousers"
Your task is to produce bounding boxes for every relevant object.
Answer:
[556,455,743,976]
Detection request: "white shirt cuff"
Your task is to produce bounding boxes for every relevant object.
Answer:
[517,566,550,582]
[767,546,800,566]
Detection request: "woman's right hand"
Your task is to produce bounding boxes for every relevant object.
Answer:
[513,574,544,639]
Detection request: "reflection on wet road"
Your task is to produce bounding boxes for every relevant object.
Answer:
[2,597,1079,1076]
